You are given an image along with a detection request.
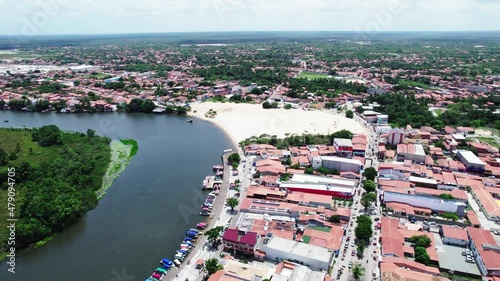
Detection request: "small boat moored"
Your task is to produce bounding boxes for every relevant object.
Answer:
[187,119,193,123]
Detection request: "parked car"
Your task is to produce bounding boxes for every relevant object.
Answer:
[348,262,353,268]
[494,231,500,235]
[351,250,356,256]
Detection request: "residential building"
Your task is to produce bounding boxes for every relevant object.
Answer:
[333,138,353,157]
[222,228,260,256]
[439,225,469,246]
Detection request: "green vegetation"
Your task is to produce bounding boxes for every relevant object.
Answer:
[238,130,353,150]
[226,197,239,211]
[120,139,139,158]
[408,235,432,265]
[315,166,340,175]
[331,129,354,140]
[365,93,500,130]
[228,153,241,169]
[351,262,365,280]
[360,192,377,211]
[346,110,354,119]
[262,101,278,109]
[409,235,431,248]
[85,72,112,79]
[307,226,331,233]
[328,215,341,223]
[205,226,224,247]
[415,246,430,265]
[437,193,454,200]
[362,167,377,181]
[442,212,459,221]
[0,127,113,252]
[296,71,329,80]
[355,215,373,243]
[205,258,223,276]
[362,180,377,193]
[302,235,311,244]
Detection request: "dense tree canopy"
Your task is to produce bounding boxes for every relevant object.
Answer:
[363,167,377,181]
[362,180,377,193]
[31,125,63,147]
[0,127,112,249]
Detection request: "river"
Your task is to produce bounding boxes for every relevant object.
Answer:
[0,111,234,281]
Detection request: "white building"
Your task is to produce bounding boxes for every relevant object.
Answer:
[261,236,333,271]
[311,156,361,173]
[457,150,486,171]
[287,174,356,189]
[382,191,466,216]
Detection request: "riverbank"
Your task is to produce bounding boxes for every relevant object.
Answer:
[188,102,366,149]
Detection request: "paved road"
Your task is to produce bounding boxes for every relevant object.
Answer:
[332,103,382,281]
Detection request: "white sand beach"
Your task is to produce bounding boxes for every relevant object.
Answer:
[188,102,366,148]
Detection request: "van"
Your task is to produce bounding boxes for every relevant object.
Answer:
[174,259,181,267]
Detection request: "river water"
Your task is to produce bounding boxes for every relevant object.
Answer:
[0,111,234,281]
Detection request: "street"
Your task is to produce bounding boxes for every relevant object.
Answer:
[332,102,382,280]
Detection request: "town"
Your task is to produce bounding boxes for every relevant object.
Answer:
[0,33,499,281]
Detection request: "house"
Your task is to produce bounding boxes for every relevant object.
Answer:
[397,144,426,163]
[439,225,469,247]
[386,128,406,145]
[333,138,353,157]
[222,228,260,256]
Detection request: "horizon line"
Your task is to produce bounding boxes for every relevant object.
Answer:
[1,30,500,37]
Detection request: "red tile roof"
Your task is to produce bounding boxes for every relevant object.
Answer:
[441,225,468,241]
[222,229,258,247]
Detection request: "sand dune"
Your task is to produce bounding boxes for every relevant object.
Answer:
[188,102,366,148]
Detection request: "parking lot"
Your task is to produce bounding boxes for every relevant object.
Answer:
[433,233,481,276]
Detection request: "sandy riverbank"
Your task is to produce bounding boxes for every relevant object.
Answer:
[188,102,366,148]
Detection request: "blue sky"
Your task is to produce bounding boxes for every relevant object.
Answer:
[1,0,499,35]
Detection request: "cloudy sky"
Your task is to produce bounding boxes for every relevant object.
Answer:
[1,0,499,35]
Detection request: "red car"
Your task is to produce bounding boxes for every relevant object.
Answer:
[351,250,356,256]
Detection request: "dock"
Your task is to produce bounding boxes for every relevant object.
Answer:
[162,151,232,281]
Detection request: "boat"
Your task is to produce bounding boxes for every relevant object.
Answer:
[187,119,193,123]
[3,120,8,123]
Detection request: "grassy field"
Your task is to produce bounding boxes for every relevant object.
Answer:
[85,73,112,79]
[296,71,329,80]
[479,137,499,148]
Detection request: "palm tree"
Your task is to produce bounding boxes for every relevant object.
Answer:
[205,258,223,276]
[352,262,365,280]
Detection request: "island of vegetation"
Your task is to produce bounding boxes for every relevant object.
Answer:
[0,125,137,260]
